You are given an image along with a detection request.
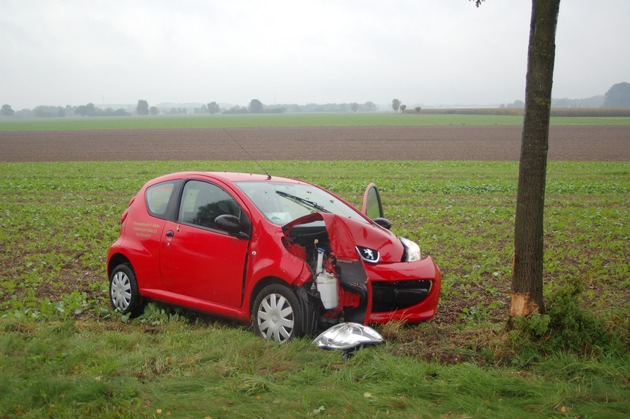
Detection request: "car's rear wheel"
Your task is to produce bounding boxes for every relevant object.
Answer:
[253,284,303,343]
[109,264,144,316]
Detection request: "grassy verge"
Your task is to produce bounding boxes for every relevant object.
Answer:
[2,318,628,418]
[1,160,628,417]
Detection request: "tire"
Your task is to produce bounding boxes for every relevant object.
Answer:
[252,284,304,343]
[109,264,144,317]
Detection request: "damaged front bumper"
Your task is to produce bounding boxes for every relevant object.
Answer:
[367,258,441,323]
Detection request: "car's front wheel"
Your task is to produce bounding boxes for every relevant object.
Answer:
[253,284,304,343]
[109,264,144,317]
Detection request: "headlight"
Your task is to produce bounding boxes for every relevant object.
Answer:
[400,237,421,262]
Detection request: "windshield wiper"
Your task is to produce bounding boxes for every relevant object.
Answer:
[276,190,330,213]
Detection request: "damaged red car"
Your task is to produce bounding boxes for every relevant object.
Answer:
[107,172,441,342]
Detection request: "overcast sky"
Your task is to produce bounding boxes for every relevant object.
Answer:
[1,0,628,110]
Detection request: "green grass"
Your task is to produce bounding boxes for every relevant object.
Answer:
[1,160,629,417]
[1,112,630,131]
[2,319,627,418]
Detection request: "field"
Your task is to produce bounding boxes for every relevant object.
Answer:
[0,114,628,417]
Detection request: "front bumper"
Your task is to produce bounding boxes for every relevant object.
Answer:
[366,256,441,323]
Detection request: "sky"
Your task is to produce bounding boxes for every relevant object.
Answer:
[1,0,629,110]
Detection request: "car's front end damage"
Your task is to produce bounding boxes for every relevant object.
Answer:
[282,212,441,328]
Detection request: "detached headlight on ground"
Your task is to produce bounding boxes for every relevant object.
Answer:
[400,237,421,262]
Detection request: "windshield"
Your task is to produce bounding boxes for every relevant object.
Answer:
[236,181,368,225]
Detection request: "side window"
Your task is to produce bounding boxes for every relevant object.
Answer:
[179,180,241,230]
[146,182,175,218]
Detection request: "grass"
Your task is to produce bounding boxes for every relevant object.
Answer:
[1,160,629,417]
[2,319,628,418]
[1,111,630,131]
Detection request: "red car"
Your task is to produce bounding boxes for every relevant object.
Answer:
[107,172,441,342]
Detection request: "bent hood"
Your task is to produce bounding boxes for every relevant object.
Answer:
[283,213,404,263]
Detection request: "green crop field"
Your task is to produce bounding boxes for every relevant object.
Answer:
[1,159,628,417]
[1,111,630,131]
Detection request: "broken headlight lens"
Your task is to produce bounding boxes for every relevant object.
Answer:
[313,322,384,350]
[400,237,421,262]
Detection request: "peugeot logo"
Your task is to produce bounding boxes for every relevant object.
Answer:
[356,246,379,263]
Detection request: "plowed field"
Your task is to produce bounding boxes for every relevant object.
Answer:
[1,125,628,162]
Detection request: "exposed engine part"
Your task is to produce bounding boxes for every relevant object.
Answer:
[284,220,368,324]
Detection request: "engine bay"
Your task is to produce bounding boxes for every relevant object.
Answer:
[283,219,369,325]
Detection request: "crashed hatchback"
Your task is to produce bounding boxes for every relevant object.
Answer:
[107,172,441,342]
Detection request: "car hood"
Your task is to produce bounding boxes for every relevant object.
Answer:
[283,213,404,263]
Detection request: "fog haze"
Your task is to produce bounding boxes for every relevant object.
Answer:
[1,0,628,110]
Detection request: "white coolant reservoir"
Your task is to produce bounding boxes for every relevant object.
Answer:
[316,248,338,309]
[317,271,338,309]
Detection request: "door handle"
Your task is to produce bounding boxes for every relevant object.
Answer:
[166,230,174,238]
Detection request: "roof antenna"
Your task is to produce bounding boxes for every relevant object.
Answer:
[223,128,271,179]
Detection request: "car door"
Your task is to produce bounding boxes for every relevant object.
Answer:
[159,179,249,307]
[362,183,383,219]
[362,183,392,230]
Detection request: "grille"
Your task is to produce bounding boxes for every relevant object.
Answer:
[371,280,432,313]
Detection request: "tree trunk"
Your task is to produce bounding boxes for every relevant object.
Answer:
[511,0,561,317]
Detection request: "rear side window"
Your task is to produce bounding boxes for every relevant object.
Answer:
[179,180,241,229]
[145,182,175,218]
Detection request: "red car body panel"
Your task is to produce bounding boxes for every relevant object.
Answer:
[107,171,441,328]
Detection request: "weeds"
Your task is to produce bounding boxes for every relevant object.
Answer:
[509,276,628,356]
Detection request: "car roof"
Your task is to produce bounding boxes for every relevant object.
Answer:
[150,171,304,185]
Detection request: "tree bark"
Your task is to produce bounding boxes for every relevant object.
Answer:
[511,0,561,317]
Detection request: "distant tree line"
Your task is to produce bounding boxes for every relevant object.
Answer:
[0,103,131,118]
[2,82,628,119]
[0,99,382,118]
[502,82,630,109]
[191,100,379,115]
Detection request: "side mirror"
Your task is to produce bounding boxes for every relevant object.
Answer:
[373,217,392,230]
[362,183,384,219]
[214,214,249,238]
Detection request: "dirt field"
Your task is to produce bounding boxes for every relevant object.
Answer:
[1,125,628,162]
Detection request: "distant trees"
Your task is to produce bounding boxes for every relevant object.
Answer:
[392,100,409,113]
[330,101,378,112]
[392,99,401,113]
[248,99,264,113]
[553,96,603,108]
[223,105,248,114]
[75,103,128,117]
[1,104,14,116]
[414,107,422,113]
[603,82,630,108]
[75,103,96,116]
[1,98,450,118]
[506,100,525,109]
[34,105,65,117]
[363,101,378,112]
[136,100,149,115]
[208,101,221,114]
[194,102,222,114]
